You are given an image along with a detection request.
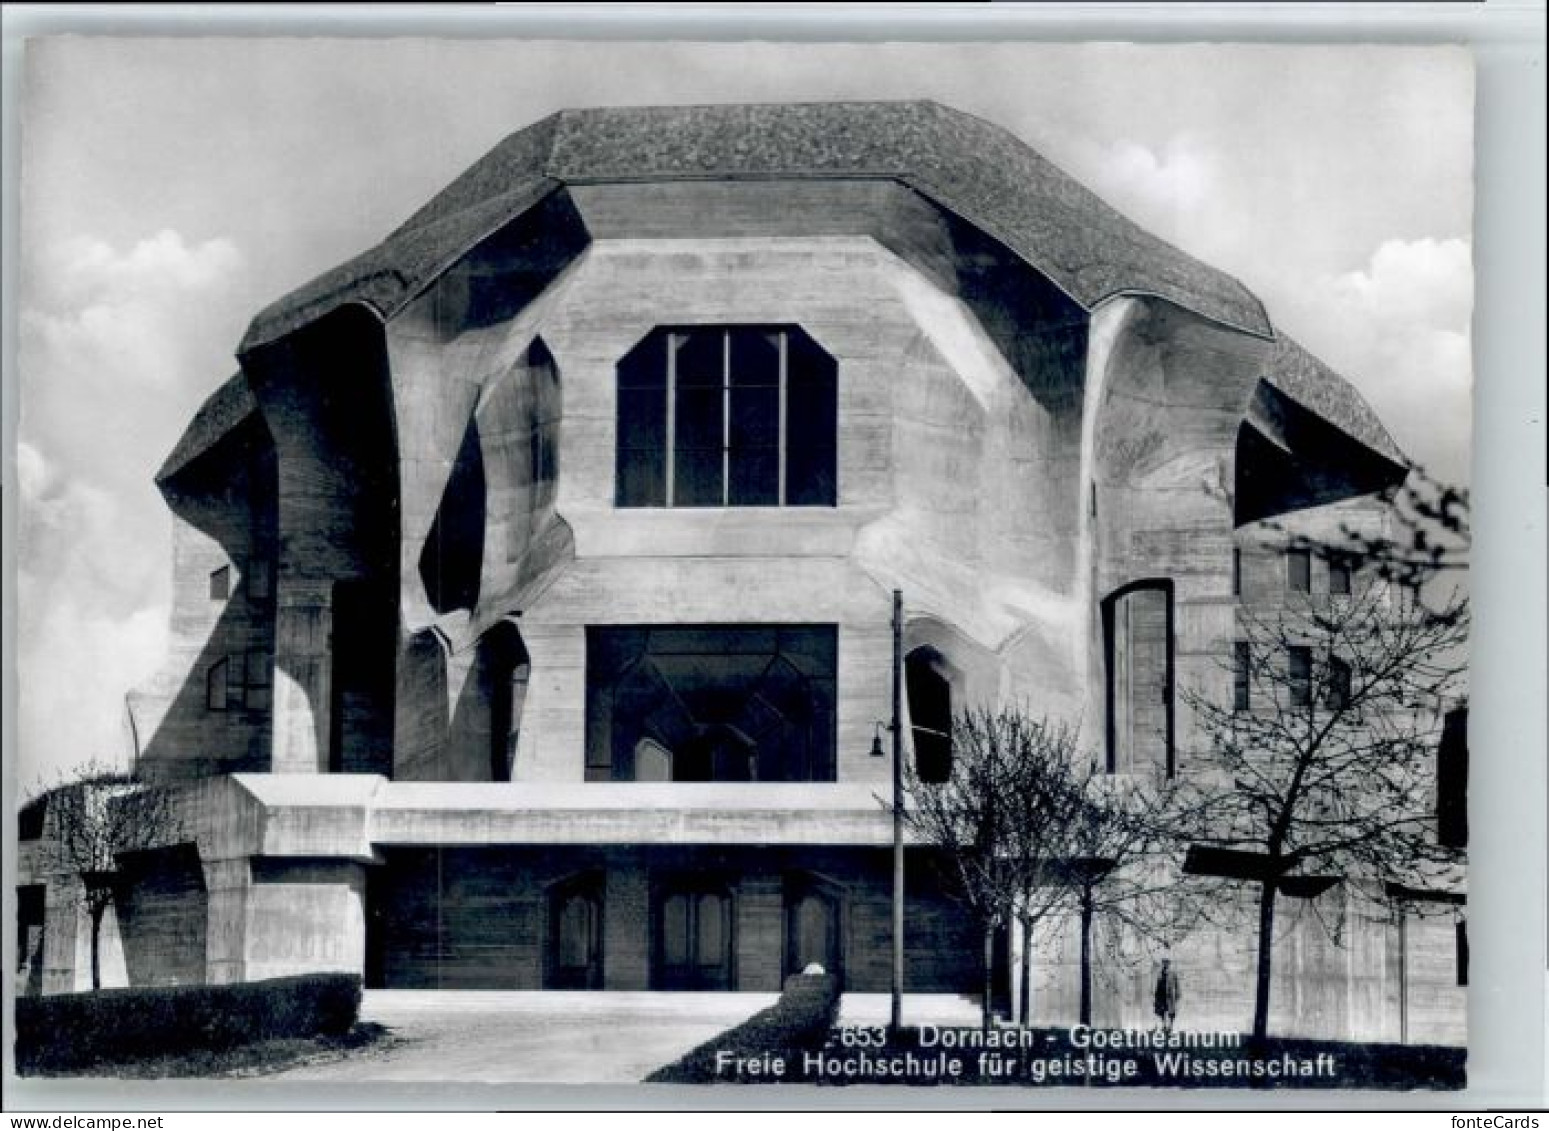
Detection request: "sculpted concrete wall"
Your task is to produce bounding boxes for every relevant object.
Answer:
[394,232,1097,786]
[1084,297,1274,772]
[135,419,277,782]
[243,307,400,777]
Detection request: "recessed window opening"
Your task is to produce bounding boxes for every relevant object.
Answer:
[209,565,231,601]
[1324,656,1352,710]
[247,559,273,601]
[207,658,230,711]
[1288,646,1313,708]
[1233,642,1252,711]
[616,326,836,508]
[1286,548,1311,593]
[1328,556,1353,596]
[586,625,837,782]
[905,648,953,784]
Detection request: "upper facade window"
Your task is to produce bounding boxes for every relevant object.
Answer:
[1328,555,1354,595]
[1286,548,1311,594]
[615,326,837,509]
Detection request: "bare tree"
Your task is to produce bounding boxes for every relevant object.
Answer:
[903,708,1189,1028]
[32,761,184,990]
[899,708,1019,1029]
[1180,571,1469,1040]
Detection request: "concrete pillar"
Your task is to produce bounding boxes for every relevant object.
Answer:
[40,877,83,994]
[244,860,367,982]
[202,857,251,984]
[272,579,333,773]
[603,856,649,990]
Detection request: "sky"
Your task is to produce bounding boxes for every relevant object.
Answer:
[11,39,1475,789]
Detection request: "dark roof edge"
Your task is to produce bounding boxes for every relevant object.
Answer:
[156,372,259,484]
[1264,332,1408,468]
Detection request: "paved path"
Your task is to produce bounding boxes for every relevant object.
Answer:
[275,990,778,1084]
[838,993,983,1028]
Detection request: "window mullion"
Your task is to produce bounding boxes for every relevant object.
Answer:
[665,332,677,507]
[722,330,731,507]
[777,330,788,507]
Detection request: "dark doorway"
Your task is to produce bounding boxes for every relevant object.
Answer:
[1102,579,1175,776]
[784,880,842,988]
[548,875,604,989]
[16,884,44,996]
[330,579,397,775]
[481,623,530,783]
[655,886,734,990]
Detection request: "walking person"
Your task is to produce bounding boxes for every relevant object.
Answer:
[1154,957,1181,1035]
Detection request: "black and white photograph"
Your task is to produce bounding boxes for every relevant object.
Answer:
[5,22,1522,1109]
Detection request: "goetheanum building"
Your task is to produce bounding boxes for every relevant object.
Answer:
[16,102,1464,1043]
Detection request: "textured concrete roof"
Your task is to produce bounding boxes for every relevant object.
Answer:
[240,101,1273,353]
[201,101,1402,469]
[155,371,258,483]
[1264,333,1406,467]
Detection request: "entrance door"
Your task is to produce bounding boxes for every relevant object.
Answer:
[548,879,603,989]
[656,888,733,989]
[785,885,842,986]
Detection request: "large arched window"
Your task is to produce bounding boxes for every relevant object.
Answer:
[616,326,837,508]
[1102,579,1175,776]
[585,625,837,782]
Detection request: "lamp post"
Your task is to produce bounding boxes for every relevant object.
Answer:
[870,589,905,1032]
[889,588,904,1032]
[869,590,953,1033]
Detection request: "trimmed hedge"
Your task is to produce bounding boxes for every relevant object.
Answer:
[15,972,361,1073]
[646,972,840,1083]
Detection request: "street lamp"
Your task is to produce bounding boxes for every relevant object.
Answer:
[869,589,906,1031]
[871,590,957,1032]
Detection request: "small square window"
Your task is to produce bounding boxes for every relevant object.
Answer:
[1324,656,1352,710]
[1233,642,1251,711]
[1287,646,1312,707]
[207,658,230,711]
[209,565,231,601]
[1286,549,1311,593]
[248,559,273,601]
[1328,556,1352,595]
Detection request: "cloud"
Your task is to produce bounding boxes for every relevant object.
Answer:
[1094,137,1214,217]
[1272,237,1474,484]
[16,441,173,785]
[23,230,244,393]
[16,230,247,787]
[1054,134,1225,257]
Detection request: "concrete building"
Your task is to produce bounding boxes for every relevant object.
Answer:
[16,102,1463,1043]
